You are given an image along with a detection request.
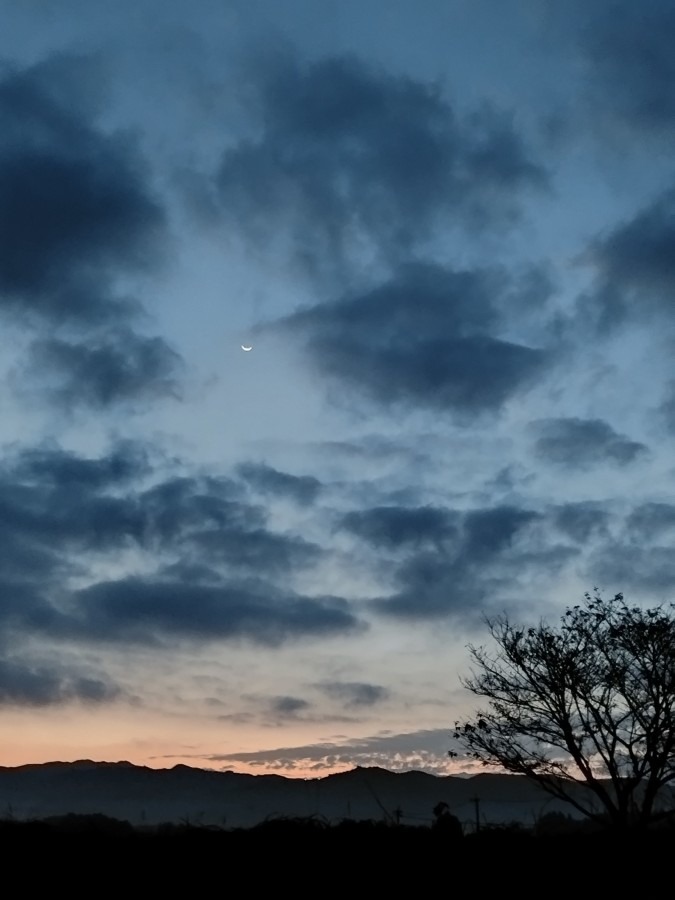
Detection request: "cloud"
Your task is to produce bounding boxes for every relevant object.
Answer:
[0,581,62,632]
[589,545,675,594]
[586,186,675,327]
[276,263,545,416]
[137,474,257,543]
[581,0,675,135]
[0,57,165,323]
[216,52,546,274]
[0,55,184,409]
[582,500,675,594]
[533,417,648,468]
[659,382,675,432]
[211,727,456,775]
[553,502,610,543]
[317,681,390,709]
[138,476,322,573]
[0,446,310,567]
[0,446,150,559]
[189,528,322,574]
[339,506,457,550]
[69,576,362,647]
[20,331,182,409]
[0,657,120,707]
[0,444,294,577]
[268,695,311,719]
[626,502,675,541]
[237,462,322,505]
[0,443,362,653]
[462,506,540,559]
[371,504,540,620]
[12,440,151,489]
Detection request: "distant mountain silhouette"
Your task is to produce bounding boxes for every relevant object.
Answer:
[0,761,593,828]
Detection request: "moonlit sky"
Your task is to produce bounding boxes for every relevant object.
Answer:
[1,0,675,777]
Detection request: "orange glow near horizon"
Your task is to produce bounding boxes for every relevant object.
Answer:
[0,739,498,780]
[0,704,502,779]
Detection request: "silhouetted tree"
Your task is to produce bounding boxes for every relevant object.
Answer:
[432,801,462,838]
[453,590,675,829]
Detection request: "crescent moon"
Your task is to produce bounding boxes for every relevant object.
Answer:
[241,345,253,352]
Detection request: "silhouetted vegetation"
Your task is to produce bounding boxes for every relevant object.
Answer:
[2,807,674,894]
[453,589,675,829]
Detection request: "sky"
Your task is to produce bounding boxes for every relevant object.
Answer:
[1,0,675,778]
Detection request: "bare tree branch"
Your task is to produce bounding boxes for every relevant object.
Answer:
[452,590,675,829]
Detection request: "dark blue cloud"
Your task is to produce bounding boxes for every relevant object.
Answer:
[371,504,541,620]
[589,544,675,594]
[0,448,320,572]
[269,695,311,719]
[0,657,119,707]
[582,500,675,594]
[582,0,675,134]
[276,263,546,416]
[318,681,390,709]
[13,440,150,490]
[533,417,648,468]
[189,528,322,574]
[554,502,610,543]
[212,727,462,774]
[660,382,675,432]
[338,506,458,549]
[0,58,165,322]
[627,502,675,541]
[23,331,182,409]
[216,53,546,274]
[70,576,362,647]
[0,444,361,658]
[0,55,183,408]
[237,462,322,505]
[586,186,675,328]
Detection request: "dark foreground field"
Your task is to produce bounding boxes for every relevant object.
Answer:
[2,814,672,889]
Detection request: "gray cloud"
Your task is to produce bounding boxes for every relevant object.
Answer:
[553,502,610,543]
[581,0,675,135]
[69,576,362,647]
[0,447,148,561]
[626,502,675,541]
[660,381,675,432]
[189,528,322,574]
[12,440,150,490]
[0,55,183,408]
[22,331,182,409]
[0,659,121,706]
[318,681,390,709]
[0,447,317,570]
[137,474,255,543]
[237,462,322,505]
[276,263,545,416]
[269,695,311,719]
[216,52,546,274]
[533,417,648,468]
[0,581,61,633]
[582,499,675,593]
[586,186,675,327]
[0,57,165,322]
[0,443,363,653]
[339,506,457,550]
[211,727,455,775]
[589,545,675,594]
[372,504,540,620]
[0,656,119,707]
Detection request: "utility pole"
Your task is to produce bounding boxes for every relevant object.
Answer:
[470,795,481,833]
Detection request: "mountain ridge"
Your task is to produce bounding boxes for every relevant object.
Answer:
[0,760,588,828]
